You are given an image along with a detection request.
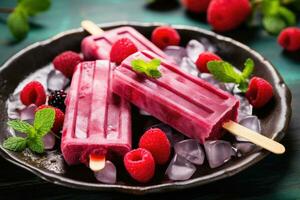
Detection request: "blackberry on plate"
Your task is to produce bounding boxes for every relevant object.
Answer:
[48,90,67,112]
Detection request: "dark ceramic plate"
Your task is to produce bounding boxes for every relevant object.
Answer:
[0,22,292,194]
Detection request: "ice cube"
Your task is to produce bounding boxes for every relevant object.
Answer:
[20,104,37,121]
[236,115,261,142]
[233,142,256,156]
[204,140,236,168]
[94,161,117,184]
[163,46,187,65]
[166,154,196,181]
[7,92,25,119]
[43,132,56,150]
[174,139,205,165]
[200,38,217,52]
[235,94,253,117]
[200,73,226,90]
[47,70,69,91]
[150,123,184,146]
[186,40,205,62]
[179,57,199,77]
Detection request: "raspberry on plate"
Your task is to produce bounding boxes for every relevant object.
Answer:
[20,81,46,106]
[207,0,251,32]
[48,90,67,112]
[181,0,212,13]
[278,27,300,52]
[139,128,171,165]
[36,105,65,133]
[196,52,222,73]
[124,148,155,183]
[52,51,82,78]
[110,38,138,64]
[246,77,273,109]
[151,26,180,49]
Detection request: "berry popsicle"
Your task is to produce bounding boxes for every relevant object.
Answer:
[112,50,285,154]
[81,20,167,60]
[61,60,132,169]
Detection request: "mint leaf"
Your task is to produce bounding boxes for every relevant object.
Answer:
[33,108,55,136]
[238,81,249,93]
[207,61,241,83]
[261,0,280,16]
[242,58,254,79]
[7,7,29,40]
[278,6,296,26]
[3,137,27,152]
[19,0,51,16]
[131,58,162,78]
[7,120,34,134]
[27,137,44,153]
[262,15,286,34]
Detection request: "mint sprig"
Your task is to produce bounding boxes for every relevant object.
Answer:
[251,0,297,35]
[131,58,162,78]
[3,108,55,153]
[207,58,254,93]
[2,0,51,40]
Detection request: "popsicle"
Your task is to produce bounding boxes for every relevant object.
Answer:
[61,60,132,168]
[81,20,167,60]
[112,50,285,154]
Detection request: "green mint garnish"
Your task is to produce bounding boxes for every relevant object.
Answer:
[3,108,55,153]
[250,0,297,35]
[207,58,255,93]
[131,58,162,78]
[4,0,51,40]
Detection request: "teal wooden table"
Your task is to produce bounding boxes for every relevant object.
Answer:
[0,0,300,199]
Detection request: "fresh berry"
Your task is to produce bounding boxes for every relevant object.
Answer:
[245,77,273,109]
[196,52,222,73]
[207,0,251,32]
[151,26,180,49]
[110,38,138,64]
[124,148,155,183]
[278,27,300,52]
[48,90,67,112]
[139,128,171,165]
[20,81,46,106]
[181,0,212,13]
[52,51,82,78]
[36,105,65,133]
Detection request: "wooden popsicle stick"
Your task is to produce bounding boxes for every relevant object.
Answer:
[81,20,104,36]
[223,120,285,154]
[89,154,106,171]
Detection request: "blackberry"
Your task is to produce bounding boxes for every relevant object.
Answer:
[48,90,67,112]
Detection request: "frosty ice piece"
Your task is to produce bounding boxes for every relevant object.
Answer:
[61,60,131,166]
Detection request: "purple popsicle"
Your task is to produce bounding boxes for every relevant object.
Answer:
[61,60,131,166]
[112,50,239,143]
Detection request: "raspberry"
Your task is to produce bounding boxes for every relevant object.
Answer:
[139,128,171,165]
[20,81,46,106]
[245,77,273,109]
[52,51,82,78]
[181,0,212,13]
[48,90,67,112]
[36,105,65,133]
[207,0,251,32]
[124,148,155,183]
[110,38,138,64]
[195,52,222,73]
[278,27,300,52]
[151,26,180,49]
